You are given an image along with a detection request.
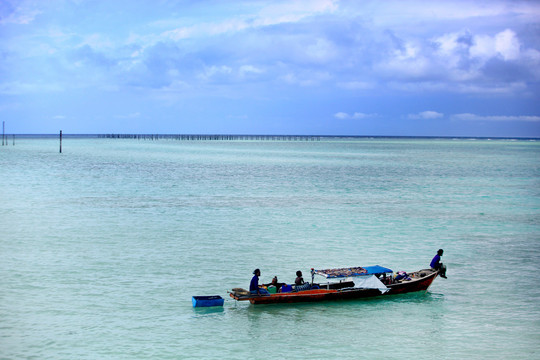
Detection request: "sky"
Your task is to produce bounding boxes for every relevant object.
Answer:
[1,0,539,137]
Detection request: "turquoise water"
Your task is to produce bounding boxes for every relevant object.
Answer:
[1,138,539,359]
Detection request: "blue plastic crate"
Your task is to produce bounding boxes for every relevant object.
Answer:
[192,295,224,307]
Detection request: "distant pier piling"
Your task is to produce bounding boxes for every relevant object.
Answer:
[59,130,62,153]
[98,134,321,141]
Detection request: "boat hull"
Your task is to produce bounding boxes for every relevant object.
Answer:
[230,269,438,305]
[386,270,438,295]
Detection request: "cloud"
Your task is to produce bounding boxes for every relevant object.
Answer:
[199,65,233,82]
[408,111,444,120]
[334,112,349,119]
[334,112,377,120]
[470,29,521,61]
[161,0,337,41]
[246,0,338,27]
[370,24,540,94]
[360,0,540,26]
[0,3,41,25]
[4,0,539,99]
[239,65,264,76]
[451,113,540,122]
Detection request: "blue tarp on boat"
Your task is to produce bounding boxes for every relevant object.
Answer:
[363,265,393,275]
[315,265,393,278]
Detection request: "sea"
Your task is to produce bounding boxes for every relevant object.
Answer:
[1,136,539,359]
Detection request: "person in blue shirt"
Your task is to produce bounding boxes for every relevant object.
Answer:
[250,269,269,295]
[430,249,447,278]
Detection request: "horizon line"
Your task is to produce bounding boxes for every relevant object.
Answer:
[3,133,539,141]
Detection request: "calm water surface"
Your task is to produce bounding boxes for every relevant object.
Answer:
[1,138,539,359]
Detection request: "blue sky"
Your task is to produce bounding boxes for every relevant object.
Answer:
[1,0,539,137]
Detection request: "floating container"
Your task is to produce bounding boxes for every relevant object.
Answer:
[192,295,225,307]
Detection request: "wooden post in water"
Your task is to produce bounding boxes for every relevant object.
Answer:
[59,130,62,153]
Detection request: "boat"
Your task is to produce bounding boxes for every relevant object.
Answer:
[229,265,439,305]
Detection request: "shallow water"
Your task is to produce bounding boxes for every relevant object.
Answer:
[1,138,539,359]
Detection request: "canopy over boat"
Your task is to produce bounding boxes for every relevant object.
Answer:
[314,265,393,278]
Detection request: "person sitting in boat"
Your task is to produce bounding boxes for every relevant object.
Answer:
[394,271,410,282]
[430,249,447,278]
[293,271,312,291]
[295,270,305,285]
[264,276,284,292]
[250,269,269,296]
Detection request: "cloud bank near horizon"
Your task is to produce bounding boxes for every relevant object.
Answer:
[1,0,539,136]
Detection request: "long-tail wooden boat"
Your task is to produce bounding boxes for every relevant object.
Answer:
[229,266,439,305]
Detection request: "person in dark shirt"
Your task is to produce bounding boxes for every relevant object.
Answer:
[250,269,269,295]
[264,276,284,292]
[295,270,304,285]
[430,249,447,278]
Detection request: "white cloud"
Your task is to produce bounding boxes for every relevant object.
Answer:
[452,82,527,95]
[470,29,521,61]
[0,5,41,25]
[352,112,375,119]
[379,26,538,94]
[162,27,193,41]
[254,0,337,27]
[359,1,540,27]
[161,0,337,42]
[334,112,349,119]
[377,40,430,79]
[163,20,248,41]
[451,113,540,122]
[198,65,233,81]
[334,112,377,119]
[239,65,264,76]
[408,111,444,120]
[495,29,521,61]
